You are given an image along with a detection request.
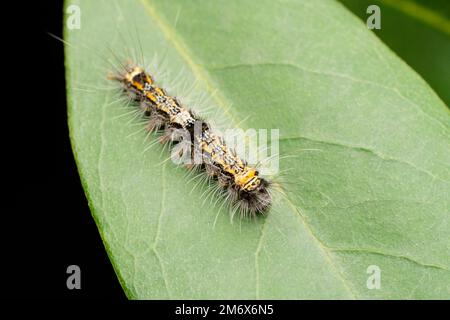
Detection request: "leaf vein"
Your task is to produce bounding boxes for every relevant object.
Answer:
[152,163,171,298]
[254,218,269,299]
[207,62,450,134]
[284,198,358,299]
[330,248,449,271]
[279,135,450,183]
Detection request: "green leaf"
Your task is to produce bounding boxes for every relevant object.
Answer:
[339,0,450,107]
[65,0,450,299]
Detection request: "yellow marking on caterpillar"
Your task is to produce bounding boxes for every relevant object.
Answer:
[155,87,165,96]
[146,92,157,103]
[199,133,261,191]
[126,67,143,82]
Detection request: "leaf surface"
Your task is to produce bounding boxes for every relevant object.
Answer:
[65,0,450,299]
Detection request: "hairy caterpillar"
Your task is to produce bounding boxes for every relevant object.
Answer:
[109,63,273,217]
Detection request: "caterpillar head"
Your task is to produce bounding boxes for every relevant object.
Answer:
[229,177,272,217]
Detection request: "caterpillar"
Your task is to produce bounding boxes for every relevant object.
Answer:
[110,63,273,217]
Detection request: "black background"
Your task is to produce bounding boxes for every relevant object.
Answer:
[6,1,125,299]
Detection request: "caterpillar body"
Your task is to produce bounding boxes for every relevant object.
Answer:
[111,64,272,217]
